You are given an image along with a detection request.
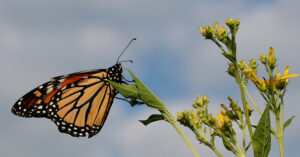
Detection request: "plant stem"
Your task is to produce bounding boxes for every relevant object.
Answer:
[242,84,262,114]
[235,68,254,141]
[275,112,284,157]
[193,126,223,157]
[211,146,223,157]
[243,84,277,135]
[242,124,246,155]
[163,110,200,157]
[232,134,244,157]
[278,135,284,157]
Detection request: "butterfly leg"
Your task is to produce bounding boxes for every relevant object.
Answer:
[122,76,135,83]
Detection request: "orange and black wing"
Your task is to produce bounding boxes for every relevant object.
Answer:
[12,63,123,138]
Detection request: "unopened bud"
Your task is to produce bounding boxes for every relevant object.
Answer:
[249,59,258,70]
[260,54,267,64]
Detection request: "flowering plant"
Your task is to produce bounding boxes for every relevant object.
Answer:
[110,18,298,157]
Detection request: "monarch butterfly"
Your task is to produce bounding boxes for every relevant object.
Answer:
[11,38,136,138]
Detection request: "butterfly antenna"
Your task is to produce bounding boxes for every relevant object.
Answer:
[117,38,137,63]
[119,60,133,63]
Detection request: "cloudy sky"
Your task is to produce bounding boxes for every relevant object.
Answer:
[1,0,299,156]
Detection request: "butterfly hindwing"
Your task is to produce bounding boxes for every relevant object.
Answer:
[48,71,117,137]
[11,81,59,118]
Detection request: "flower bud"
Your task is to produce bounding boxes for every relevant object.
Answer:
[227,63,235,77]
[249,59,258,70]
[191,110,201,128]
[225,18,234,27]
[246,104,253,116]
[177,112,183,120]
[202,96,210,105]
[267,47,277,69]
[193,94,204,108]
[260,54,267,64]
[199,25,215,40]
[258,80,267,92]
[215,22,228,43]
[274,72,281,81]
[225,18,240,35]
[196,108,204,118]
[207,114,216,125]
[237,62,245,70]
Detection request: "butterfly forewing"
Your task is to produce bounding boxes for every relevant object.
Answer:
[11,63,122,138]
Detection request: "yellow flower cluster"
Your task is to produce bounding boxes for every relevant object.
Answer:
[243,47,298,91]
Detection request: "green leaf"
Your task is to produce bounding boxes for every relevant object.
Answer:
[139,114,165,126]
[124,67,165,110]
[108,81,140,98]
[283,116,295,131]
[222,52,236,62]
[253,106,271,157]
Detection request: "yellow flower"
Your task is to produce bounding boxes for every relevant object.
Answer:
[244,61,298,90]
[212,109,230,136]
[216,111,229,129]
[214,22,228,42]
[191,109,201,128]
[265,66,298,87]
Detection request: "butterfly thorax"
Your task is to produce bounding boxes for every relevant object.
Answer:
[106,63,122,83]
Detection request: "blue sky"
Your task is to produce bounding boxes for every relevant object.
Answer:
[1,0,299,156]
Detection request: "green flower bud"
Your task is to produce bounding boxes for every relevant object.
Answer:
[274,73,281,81]
[196,108,204,118]
[199,25,215,40]
[225,18,234,27]
[234,19,240,27]
[193,94,204,108]
[215,22,229,43]
[202,96,210,105]
[227,63,235,77]
[237,62,245,70]
[267,47,277,69]
[225,18,240,35]
[249,59,258,70]
[259,81,267,92]
[207,114,216,125]
[260,54,267,64]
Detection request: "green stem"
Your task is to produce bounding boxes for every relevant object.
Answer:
[243,84,277,135]
[211,147,223,157]
[232,134,244,157]
[242,84,262,114]
[213,39,228,54]
[278,136,284,157]
[235,68,254,141]
[193,126,223,157]
[242,124,246,155]
[275,112,284,157]
[163,110,200,157]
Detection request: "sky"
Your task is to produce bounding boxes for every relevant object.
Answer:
[1,0,300,156]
